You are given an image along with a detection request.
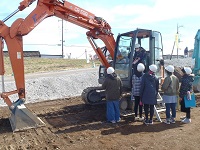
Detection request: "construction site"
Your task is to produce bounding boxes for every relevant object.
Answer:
[0,0,200,150]
[0,57,199,150]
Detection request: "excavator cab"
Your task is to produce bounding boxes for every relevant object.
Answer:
[83,29,164,112]
[112,29,164,114]
[113,29,164,90]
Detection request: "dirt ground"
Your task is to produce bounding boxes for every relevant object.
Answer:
[0,95,200,150]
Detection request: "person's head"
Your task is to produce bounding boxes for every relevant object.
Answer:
[121,50,128,57]
[182,67,192,75]
[135,43,140,52]
[137,63,145,72]
[107,67,115,74]
[165,65,174,75]
[149,64,157,73]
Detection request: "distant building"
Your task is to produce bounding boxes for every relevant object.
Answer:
[3,51,41,57]
[40,54,63,58]
[3,51,65,58]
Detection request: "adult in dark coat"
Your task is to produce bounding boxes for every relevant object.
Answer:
[132,44,147,76]
[140,64,159,125]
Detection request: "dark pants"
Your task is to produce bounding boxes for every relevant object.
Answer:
[180,100,191,119]
[144,104,154,120]
[134,96,143,118]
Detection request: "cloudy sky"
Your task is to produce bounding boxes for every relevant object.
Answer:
[0,0,199,58]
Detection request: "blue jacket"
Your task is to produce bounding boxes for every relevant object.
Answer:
[140,73,159,105]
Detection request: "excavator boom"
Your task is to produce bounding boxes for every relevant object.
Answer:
[0,0,165,131]
[0,0,116,131]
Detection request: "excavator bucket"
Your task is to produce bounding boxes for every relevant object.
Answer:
[9,104,45,132]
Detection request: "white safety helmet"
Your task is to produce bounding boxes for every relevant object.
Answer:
[137,63,145,72]
[165,65,174,73]
[183,67,192,75]
[107,67,115,74]
[135,43,140,49]
[149,64,157,73]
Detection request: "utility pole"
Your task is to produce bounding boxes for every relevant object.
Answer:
[171,24,183,59]
[58,19,65,58]
[176,24,183,59]
[61,19,64,58]
[176,24,179,59]
[85,49,90,63]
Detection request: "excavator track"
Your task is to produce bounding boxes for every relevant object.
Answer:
[81,86,106,105]
[82,87,135,117]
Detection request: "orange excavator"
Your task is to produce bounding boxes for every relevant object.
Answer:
[0,0,164,131]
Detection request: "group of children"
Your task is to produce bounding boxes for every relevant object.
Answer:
[102,43,194,125]
[132,44,194,125]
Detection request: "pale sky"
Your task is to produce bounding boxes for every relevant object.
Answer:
[0,0,199,58]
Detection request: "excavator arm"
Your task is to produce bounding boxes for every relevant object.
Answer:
[0,0,115,103]
[14,0,115,65]
[0,0,116,131]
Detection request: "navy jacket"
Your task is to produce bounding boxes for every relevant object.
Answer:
[140,73,159,105]
[179,74,194,98]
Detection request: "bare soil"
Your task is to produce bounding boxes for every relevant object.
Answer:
[0,95,200,150]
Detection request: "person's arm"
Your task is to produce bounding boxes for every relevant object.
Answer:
[176,78,180,94]
[120,78,123,95]
[140,75,145,98]
[102,78,107,89]
[132,75,135,85]
[156,78,159,94]
[161,77,170,91]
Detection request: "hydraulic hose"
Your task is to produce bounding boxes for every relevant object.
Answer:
[2,9,20,23]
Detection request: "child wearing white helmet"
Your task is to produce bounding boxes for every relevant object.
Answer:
[102,67,123,123]
[140,64,159,125]
[161,65,179,124]
[179,66,194,123]
[131,63,145,121]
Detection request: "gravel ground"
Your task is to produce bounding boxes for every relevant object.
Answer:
[164,57,194,68]
[0,68,100,106]
[0,57,194,107]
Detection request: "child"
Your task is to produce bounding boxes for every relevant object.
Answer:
[161,65,179,124]
[131,63,145,121]
[179,67,194,123]
[140,64,159,125]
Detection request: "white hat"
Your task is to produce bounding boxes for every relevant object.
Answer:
[165,65,174,73]
[107,67,115,74]
[137,63,145,72]
[135,43,140,49]
[149,64,157,73]
[184,67,192,75]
